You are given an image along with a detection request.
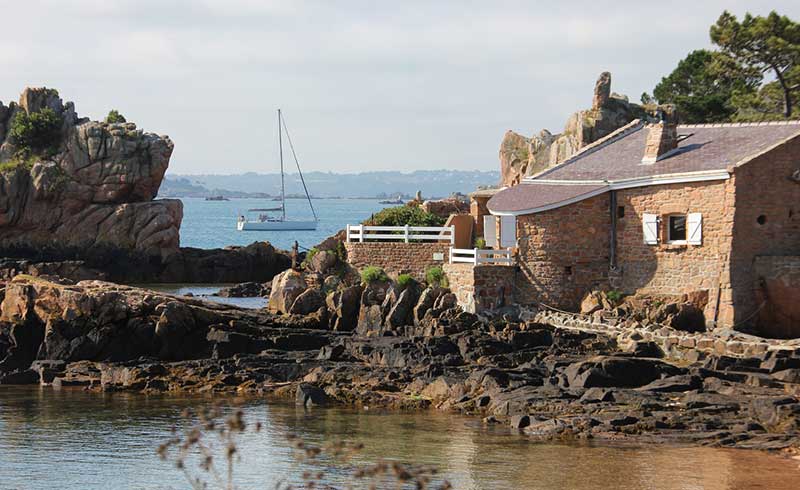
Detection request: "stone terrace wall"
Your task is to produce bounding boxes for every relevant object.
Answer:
[515,193,611,310]
[444,263,515,313]
[615,180,733,326]
[344,242,450,280]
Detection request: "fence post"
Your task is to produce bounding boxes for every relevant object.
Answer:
[473,247,479,265]
[404,224,410,243]
[359,224,364,243]
[449,247,453,264]
[346,224,351,243]
[449,225,455,244]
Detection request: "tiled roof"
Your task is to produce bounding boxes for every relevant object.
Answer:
[487,183,607,214]
[488,121,800,215]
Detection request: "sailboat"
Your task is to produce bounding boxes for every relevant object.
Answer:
[236,109,318,231]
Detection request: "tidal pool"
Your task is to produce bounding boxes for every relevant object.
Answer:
[0,386,797,490]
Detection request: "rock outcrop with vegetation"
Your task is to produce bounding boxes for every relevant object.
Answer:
[499,72,648,186]
[0,87,180,257]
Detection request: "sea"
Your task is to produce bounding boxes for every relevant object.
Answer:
[1,387,798,490]
[177,197,393,251]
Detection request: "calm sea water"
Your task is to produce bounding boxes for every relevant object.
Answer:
[1,387,798,490]
[176,197,392,251]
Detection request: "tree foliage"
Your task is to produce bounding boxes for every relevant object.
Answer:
[8,108,63,157]
[649,10,800,122]
[710,10,800,117]
[651,50,758,123]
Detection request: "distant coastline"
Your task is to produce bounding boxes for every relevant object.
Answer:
[159,169,499,200]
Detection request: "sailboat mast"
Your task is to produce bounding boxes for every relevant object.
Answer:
[278,108,286,221]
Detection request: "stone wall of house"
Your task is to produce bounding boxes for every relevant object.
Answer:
[730,135,800,333]
[615,180,734,326]
[514,193,611,310]
[753,256,800,338]
[443,263,516,313]
[344,242,450,280]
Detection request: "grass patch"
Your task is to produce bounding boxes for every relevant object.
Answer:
[395,273,414,290]
[425,266,448,288]
[0,154,36,174]
[360,265,388,285]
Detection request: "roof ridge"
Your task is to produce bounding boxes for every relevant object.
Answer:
[679,120,800,128]
[527,119,644,181]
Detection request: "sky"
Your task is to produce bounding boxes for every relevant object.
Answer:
[2,0,799,175]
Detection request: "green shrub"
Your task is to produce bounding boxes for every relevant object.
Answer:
[396,273,414,290]
[606,290,624,303]
[364,205,445,227]
[360,266,388,284]
[425,266,448,288]
[474,237,486,249]
[301,247,319,269]
[8,108,63,157]
[105,109,127,124]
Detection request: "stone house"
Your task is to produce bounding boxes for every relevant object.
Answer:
[485,117,800,337]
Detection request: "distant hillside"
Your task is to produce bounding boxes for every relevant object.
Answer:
[160,170,500,199]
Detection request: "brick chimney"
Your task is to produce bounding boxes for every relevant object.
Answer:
[641,105,678,164]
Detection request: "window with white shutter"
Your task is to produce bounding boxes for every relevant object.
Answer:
[483,215,497,247]
[500,215,517,248]
[642,213,659,245]
[687,213,702,245]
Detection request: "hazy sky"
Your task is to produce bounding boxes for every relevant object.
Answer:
[2,1,799,175]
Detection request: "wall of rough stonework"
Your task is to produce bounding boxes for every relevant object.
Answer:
[731,135,800,333]
[615,180,734,326]
[753,256,800,338]
[421,198,469,218]
[444,263,515,313]
[514,193,611,310]
[344,242,450,280]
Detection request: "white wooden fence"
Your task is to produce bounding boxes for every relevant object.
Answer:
[346,224,455,244]
[449,247,514,265]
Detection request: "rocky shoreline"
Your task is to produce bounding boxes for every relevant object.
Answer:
[1,273,798,456]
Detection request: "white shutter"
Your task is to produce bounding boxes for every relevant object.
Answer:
[500,215,517,248]
[642,213,659,245]
[687,213,702,245]
[483,215,497,247]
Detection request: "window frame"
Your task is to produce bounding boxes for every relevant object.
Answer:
[665,213,688,245]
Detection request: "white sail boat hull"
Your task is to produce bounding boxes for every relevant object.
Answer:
[237,219,317,231]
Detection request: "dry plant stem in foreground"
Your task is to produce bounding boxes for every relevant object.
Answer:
[158,404,452,490]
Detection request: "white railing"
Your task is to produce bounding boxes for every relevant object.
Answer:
[346,224,455,244]
[449,247,514,265]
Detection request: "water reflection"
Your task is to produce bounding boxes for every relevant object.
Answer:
[0,387,796,490]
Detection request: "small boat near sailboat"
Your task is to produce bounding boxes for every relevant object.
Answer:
[237,109,318,231]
